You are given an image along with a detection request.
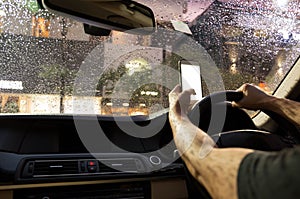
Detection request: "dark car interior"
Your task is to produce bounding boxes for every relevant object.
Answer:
[0,0,300,198]
[1,86,300,198]
[0,115,188,199]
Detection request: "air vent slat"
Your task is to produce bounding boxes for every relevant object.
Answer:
[33,160,79,176]
[99,159,139,172]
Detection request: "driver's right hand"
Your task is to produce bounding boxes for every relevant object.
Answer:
[232,83,275,110]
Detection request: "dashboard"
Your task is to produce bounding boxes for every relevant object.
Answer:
[0,115,188,199]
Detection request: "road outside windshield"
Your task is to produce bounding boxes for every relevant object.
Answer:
[0,0,299,116]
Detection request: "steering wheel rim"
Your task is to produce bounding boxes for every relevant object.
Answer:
[188,90,244,135]
[191,90,244,109]
[188,90,300,143]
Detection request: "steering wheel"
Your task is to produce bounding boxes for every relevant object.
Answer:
[184,91,298,199]
[187,90,298,150]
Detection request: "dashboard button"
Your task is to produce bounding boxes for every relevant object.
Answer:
[87,165,97,172]
[87,161,97,172]
[88,161,96,166]
[149,156,161,165]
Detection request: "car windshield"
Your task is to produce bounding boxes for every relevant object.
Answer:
[0,0,299,116]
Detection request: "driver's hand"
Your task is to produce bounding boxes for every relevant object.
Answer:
[169,85,196,117]
[232,83,274,110]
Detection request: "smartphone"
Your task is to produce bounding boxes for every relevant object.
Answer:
[179,60,203,101]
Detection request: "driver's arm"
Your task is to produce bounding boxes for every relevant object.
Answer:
[169,85,300,199]
[169,86,253,199]
[233,83,300,128]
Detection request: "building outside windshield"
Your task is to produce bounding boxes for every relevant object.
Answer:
[0,0,299,116]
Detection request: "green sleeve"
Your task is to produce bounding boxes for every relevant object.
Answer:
[238,147,300,199]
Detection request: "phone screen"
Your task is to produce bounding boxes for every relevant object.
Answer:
[180,61,202,101]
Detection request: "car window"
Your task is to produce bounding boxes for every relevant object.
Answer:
[0,0,299,116]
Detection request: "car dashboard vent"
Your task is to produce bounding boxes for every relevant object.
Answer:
[21,158,145,178]
[99,159,140,173]
[33,160,79,176]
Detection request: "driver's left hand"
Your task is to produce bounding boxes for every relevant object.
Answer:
[169,85,196,117]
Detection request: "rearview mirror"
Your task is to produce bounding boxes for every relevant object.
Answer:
[42,0,156,35]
